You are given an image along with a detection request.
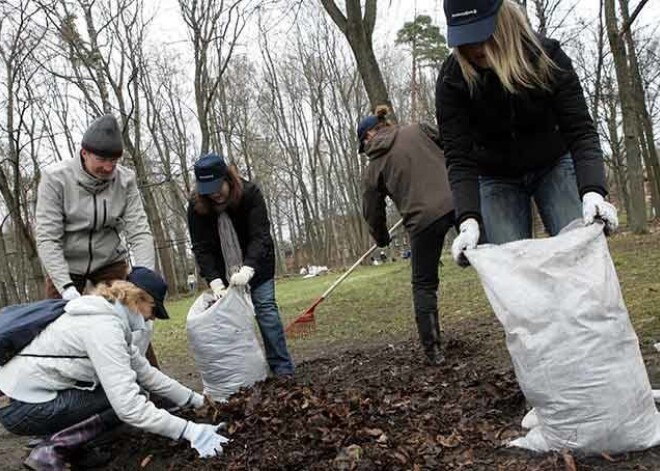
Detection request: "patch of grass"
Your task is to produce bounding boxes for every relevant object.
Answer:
[153,232,660,377]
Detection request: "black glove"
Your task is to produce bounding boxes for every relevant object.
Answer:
[376,233,391,248]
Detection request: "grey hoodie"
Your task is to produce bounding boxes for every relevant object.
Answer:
[35,156,155,293]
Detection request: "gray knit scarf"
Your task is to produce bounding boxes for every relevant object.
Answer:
[216,211,243,277]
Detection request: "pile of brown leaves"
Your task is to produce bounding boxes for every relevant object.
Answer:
[107,327,659,470]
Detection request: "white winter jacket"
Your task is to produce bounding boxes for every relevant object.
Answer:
[35,155,155,294]
[0,296,189,440]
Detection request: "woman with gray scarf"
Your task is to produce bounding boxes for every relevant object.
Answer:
[187,153,294,378]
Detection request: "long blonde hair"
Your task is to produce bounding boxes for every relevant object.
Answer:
[454,0,556,94]
[93,280,153,314]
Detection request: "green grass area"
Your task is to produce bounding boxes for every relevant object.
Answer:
[154,231,660,371]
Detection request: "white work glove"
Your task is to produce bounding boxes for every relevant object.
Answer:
[582,191,618,234]
[451,218,480,268]
[229,266,255,287]
[182,421,229,458]
[61,286,81,301]
[187,392,205,409]
[209,278,227,299]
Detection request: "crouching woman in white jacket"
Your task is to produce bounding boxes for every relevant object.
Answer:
[0,266,227,471]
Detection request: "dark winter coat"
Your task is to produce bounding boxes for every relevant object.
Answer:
[362,123,454,246]
[187,180,275,288]
[436,36,607,224]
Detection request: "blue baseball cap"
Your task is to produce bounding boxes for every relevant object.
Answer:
[127,267,169,319]
[444,0,503,48]
[194,153,228,195]
[357,115,380,153]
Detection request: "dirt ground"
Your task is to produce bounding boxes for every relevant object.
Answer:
[88,317,660,470]
[1,321,659,470]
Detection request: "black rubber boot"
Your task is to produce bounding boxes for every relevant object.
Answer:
[415,310,444,365]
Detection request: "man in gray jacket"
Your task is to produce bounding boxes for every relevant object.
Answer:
[35,114,159,365]
[36,114,155,299]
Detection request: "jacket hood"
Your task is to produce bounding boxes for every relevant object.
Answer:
[65,295,145,333]
[364,126,399,160]
[65,295,119,318]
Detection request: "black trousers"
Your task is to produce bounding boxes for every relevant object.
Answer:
[410,212,455,354]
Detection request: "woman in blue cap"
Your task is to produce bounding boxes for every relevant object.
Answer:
[0,267,227,470]
[436,0,618,266]
[187,153,294,378]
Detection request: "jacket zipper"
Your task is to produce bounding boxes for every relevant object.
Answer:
[102,200,107,227]
[84,194,98,277]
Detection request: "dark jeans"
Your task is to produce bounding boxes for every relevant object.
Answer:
[479,154,582,244]
[410,212,455,354]
[251,279,295,376]
[0,388,116,436]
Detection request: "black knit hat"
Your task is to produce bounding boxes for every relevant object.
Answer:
[81,114,123,159]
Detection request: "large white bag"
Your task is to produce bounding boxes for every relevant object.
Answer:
[186,288,268,402]
[466,221,660,454]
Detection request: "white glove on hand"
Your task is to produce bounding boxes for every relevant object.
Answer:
[209,278,227,299]
[229,266,255,287]
[451,218,480,268]
[61,286,81,301]
[188,392,205,409]
[582,192,618,234]
[182,421,229,458]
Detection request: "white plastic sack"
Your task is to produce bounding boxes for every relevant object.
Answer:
[466,221,660,454]
[186,288,268,402]
[303,265,329,279]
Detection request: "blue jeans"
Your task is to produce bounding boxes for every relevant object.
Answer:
[0,387,114,436]
[479,154,582,244]
[251,279,295,376]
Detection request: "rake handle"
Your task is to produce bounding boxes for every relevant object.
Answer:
[319,218,404,300]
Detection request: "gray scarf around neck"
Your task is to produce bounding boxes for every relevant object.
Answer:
[216,211,243,277]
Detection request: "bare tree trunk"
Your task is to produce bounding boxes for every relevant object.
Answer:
[320,0,392,111]
[129,72,178,291]
[604,0,647,233]
[618,0,660,219]
[604,77,631,217]
[0,222,19,306]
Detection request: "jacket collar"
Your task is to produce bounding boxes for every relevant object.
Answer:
[75,152,114,195]
[364,126,398,160]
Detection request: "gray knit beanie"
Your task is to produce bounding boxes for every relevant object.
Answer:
[81,114,123,158]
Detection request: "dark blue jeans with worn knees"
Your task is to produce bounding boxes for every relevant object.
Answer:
[251,278,295,376]
[479,154,583,244]
[0,387,115,436]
